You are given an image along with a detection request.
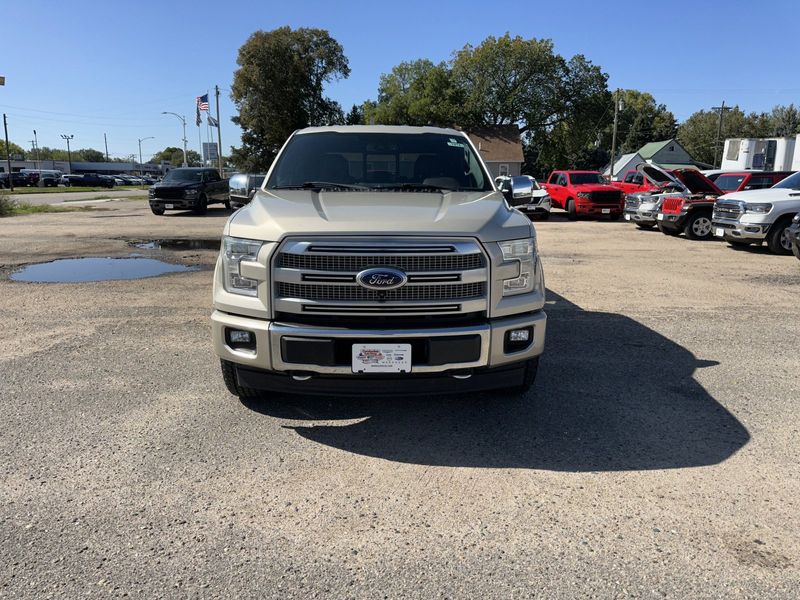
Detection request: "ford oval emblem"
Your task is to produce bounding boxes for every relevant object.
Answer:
[356,267,408,290]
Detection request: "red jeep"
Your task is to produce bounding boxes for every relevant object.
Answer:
[610,169,658,195]
[543,170,624,220]
[655,168,723,240]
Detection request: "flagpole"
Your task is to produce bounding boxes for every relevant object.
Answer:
[215,85,223,175]
[198,118,203,166]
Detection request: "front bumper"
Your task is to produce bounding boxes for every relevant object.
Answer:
[212,310,546,379]
[624,207,657,224]
[656,212,686,231]
[576,202,622,216]
[711,218,770,242]
[149,197,198,210]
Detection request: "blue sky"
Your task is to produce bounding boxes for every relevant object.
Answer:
[2,0,798,161]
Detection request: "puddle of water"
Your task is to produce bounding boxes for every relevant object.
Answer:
[10,256,200,283]
[131,238,220,250]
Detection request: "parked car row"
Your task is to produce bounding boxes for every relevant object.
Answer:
[621,164,800,260]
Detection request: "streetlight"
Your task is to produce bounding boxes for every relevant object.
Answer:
[138,136,154,179]
[161,112,187,167]
[60,134,74,173]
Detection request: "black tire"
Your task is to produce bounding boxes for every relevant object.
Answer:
[766,217,794,255]
[539,211,550,221]
[683,211,714,240]
[726,238,753,247]
[609,213,622,221]
[221,360,263,401]
[192,194,208,215]
[509,357,540,395]
[657,221,680,236]
[793,240,800,261]
[151,206,165,216]
[636,222,656,230]
[566,199,578,221]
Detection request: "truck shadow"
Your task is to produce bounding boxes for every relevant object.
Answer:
[241,291,749,471]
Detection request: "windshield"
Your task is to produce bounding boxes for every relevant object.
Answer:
[266,131,492,191]
[569,172,604,185]
[164,169,202,183]
[714,175,746,191]
[773,171,800,189]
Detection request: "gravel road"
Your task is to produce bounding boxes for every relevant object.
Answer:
[1,201,798,598]
[9,188,149,205]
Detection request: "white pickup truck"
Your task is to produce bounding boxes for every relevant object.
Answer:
[712,171,800,254]
[211,126,547,399]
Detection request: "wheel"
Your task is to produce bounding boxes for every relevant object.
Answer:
[766,217,794,255]
[727,238,753,247]
[539,211,550,221]
[192,194,208,215]
[221,360,263,401]
[683,212,713,240]
[609,213,622,221]
[566,199,578,221]
[636,223,656,230]
[793,240,800,260]
[657,221,680,236]
[151,206,165,216]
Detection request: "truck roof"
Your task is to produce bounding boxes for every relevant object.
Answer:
[295,125,465,136]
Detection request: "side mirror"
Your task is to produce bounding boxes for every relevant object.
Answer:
[511,179,533,198]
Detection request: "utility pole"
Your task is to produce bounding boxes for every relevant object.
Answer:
[33,130,40,169]
[609,89,622,181]
[215,85,223,175]
[104,133,109,162]
[60,134,74,173]
[162,112,188,167]
[138,137,154,180]
[4,113,13,191]
[712,100,733,168]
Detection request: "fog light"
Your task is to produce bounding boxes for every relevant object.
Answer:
[226,328,256,352]
[508,329,530,342]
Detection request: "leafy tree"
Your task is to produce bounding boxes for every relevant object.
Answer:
[769,104,800,136]
[30,146,69,161]
[677,107,773,166]
[607,90,678,154]
[0,141,27,159]
[344,104,365,125]
[77,148,106,162]
[230,26,350,171]
[150,146,201,166]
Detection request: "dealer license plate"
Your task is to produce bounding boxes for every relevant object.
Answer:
[602,208,611,214]
[165,203,174,209]
[715,228,725,237]
[657,213,664,220]
[624,214,631,220]
[352,343,412,373]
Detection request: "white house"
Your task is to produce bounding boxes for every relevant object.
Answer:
[604,152,645,180]
[721,137,797,171]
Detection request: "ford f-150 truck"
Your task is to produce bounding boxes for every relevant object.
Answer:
[212,126,547,398]
[543,170,624,220]
[712,170,800,254]
[149,167,230,215]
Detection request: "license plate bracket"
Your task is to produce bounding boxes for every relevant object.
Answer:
[165,203,174,209]
[352,343,412,373]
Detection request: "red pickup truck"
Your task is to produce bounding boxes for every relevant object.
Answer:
[543,170,624,220]
[610,169,658,195]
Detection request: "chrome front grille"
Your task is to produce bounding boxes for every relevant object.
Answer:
[273,238,489,320]
[713,200,744,220]
[625,196,642,210]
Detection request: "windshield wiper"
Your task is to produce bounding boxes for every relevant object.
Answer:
[378,183,455,192]
[272,181,368,191]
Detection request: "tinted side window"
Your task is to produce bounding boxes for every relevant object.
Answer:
[558,174,568,186]
[548,173,560,184]
[745,176,772,189]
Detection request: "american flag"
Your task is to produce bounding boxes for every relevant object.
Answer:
[196,94,209,111]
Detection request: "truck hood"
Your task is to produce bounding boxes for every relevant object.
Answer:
[719,187,800,203]
[638,163,721,195]
[153,181,197,189]
[226,189,533,242]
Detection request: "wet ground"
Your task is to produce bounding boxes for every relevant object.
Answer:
[10,256,200,283]
[0,199,798,598]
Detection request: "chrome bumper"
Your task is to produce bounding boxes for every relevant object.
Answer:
[212,310,546,375]
[712,218,770,241]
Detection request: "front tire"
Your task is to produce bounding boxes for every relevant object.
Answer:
[566,199,578,221]
[657,221,680,236]
[766,217,794,255]
[221,360,263,401]
[636,222,656,230]
[684,212,713,240]
[151,206,165,215]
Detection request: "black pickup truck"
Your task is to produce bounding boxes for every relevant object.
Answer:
[65,173,115,188]
[148,168,230,215]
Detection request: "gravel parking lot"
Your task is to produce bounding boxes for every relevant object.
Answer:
[1,201,798,598]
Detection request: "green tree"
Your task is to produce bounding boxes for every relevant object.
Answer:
[606,90,678,154]
[769,104,800,136]
[677,107,773,166]
[150,146,202,166]
[1,141,27,159]
[77,148,106,162]
[344,104,365,125]
[31,146,69,161]
[230,26,350,171]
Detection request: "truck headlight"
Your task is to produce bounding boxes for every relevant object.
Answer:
[577,192,591,198]
[744,202,773,214]
[222,236,263,297]
[498,238,536,296]
[184,189,199,198]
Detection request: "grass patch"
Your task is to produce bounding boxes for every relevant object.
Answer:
[8,185,146,194]
[0,195,96,217]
